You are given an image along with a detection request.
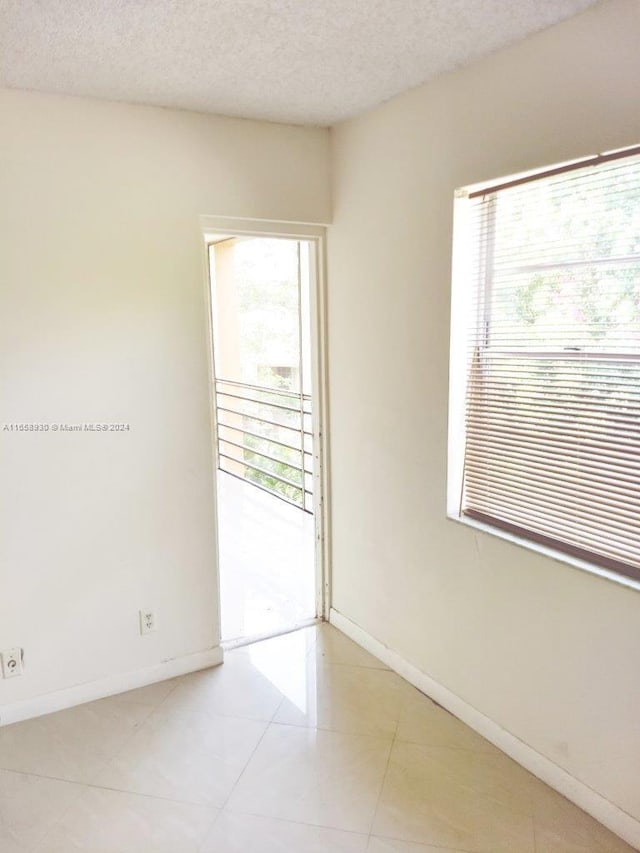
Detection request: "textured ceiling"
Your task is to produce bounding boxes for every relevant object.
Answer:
[0,0,599,126]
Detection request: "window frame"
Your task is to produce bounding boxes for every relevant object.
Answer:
[447,147,640,592]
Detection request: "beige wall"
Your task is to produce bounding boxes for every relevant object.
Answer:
[328,0,640,822]
[211,239,245,478]
[0,89,330,709]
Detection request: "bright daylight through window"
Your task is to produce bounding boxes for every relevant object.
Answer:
[450,145,640,583]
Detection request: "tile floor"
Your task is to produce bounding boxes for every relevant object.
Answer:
[0,623,635,852]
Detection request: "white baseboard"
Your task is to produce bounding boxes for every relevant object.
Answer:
[329,608,640,851]
[0,646,224,727]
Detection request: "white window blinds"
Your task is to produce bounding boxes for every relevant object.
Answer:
[459,147,640,582]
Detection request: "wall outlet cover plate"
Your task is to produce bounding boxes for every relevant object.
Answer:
[1,648,23,678]
[139,610,156,634]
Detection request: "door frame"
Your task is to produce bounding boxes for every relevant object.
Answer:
[200,215,331,637]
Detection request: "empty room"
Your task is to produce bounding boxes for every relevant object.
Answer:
[1,1,639,851]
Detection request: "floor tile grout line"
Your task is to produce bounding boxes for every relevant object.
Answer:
[366,706,400,839]
[216,800,381,840]
[227,810,370,837]
[317,661,389,669]
[390,739,504,753]
[64,778,222,808]
[0,766,86,787]
[22,772,87,853]
[269,693,287,725]
[216,713,274,812]
[146,675,183,714]
[0,757,231,809]
[532,809,539,853]
[195,799,232,853]
[198,809,371,852]
[189,783,225,853]
[147,703,285,725]
[81,691,176,792]
[368,832,478,852]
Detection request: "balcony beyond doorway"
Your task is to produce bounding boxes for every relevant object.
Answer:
[217,470,316,643]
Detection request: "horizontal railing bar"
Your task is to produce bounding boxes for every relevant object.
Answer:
[217,406,313,436]
[216,377,311,401]
[219,436,305,473]
[218,424,313,467]
[217,421,302,453]
[219,452,311,493]
[217,388,311,414]
[218,466,311,513]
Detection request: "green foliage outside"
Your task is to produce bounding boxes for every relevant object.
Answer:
[492,159,640,348]
[221,239,310,508]
[240,367,306,507]
[479,157,640,440]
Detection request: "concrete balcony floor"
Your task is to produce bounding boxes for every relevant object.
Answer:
[217,470,316,643]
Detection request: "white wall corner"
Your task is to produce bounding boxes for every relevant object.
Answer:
[0,645,223,727]
[329,608,640,851]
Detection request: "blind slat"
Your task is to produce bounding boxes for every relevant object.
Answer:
[464,455,640,508]
[464,466,640,528]
[465,428,640,470]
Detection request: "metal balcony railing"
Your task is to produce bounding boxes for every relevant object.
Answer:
[214,378,313,512]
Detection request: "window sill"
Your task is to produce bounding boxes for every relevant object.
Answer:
[447,512,640,595]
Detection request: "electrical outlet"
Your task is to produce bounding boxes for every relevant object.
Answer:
[139,610,156,635]
[1,648,23,678]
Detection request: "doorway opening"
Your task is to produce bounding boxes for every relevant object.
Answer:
[204,222,326,645]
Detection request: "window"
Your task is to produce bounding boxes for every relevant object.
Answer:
[450,145,640,583]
